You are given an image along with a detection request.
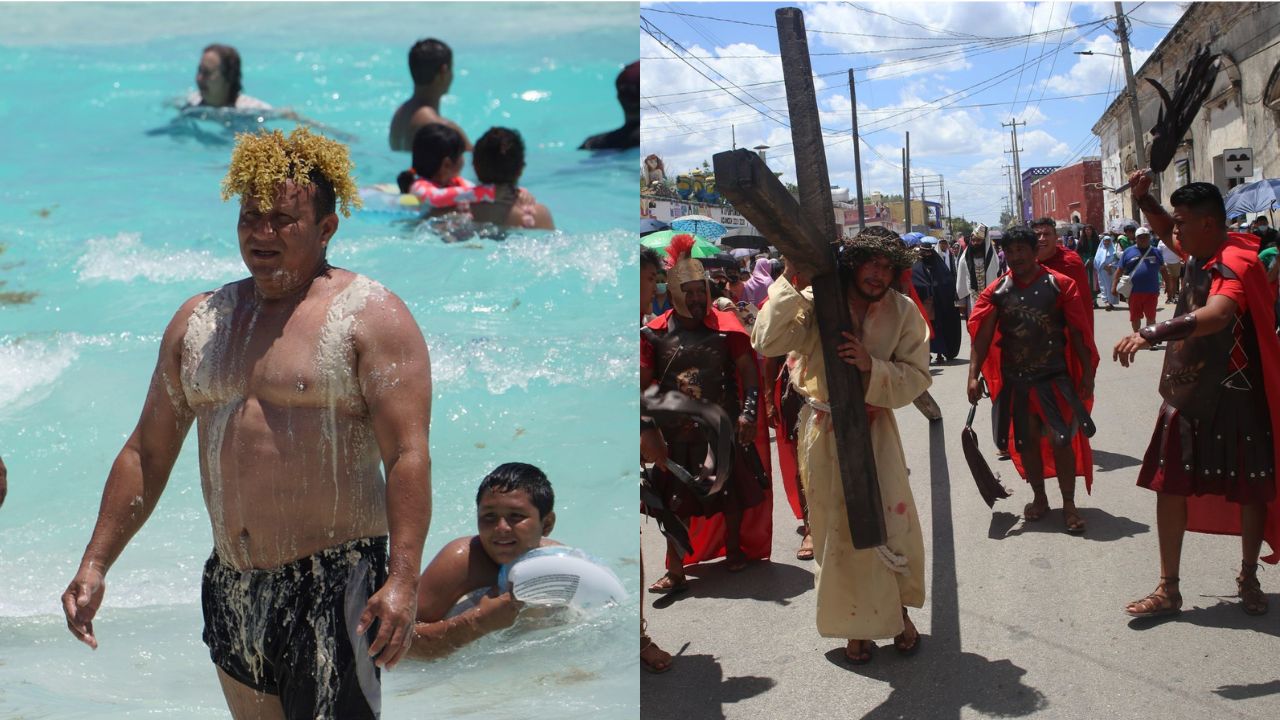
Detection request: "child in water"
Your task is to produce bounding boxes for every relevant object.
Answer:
[396,124,536,227]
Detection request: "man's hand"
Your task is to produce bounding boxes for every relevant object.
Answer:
[476,587,522,632]
[837,331,872,371]
[1129,169,1153,199]
[357,575,417,670]
[967,376,984,406]
[640,426,669,469]
[1113,333,1150,368]
[736,416,757,446]
[62,564,107,650]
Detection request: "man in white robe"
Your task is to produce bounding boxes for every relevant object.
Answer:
[751,227,931,663]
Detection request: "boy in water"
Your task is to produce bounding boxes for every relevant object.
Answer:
[396,124,536,224]
[409,463,559,659]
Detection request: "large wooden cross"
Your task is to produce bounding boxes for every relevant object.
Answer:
[714,7,886,549]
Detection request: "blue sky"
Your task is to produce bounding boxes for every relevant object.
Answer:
[641,1,1183,225]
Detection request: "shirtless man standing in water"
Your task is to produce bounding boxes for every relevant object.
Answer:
[62,128,433,720]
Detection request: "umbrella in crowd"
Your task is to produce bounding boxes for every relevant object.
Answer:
[641,230,720,258]
[671,214,727,241]
[1224,178,1280,218]
[640,218,670,237]
[720,234,770,251]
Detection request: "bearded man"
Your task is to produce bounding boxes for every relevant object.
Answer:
[752,226,930,664]
[955,223,1005,317]
[641,234,770,592]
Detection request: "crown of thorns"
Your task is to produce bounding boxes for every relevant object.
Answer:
[837,226,917,274]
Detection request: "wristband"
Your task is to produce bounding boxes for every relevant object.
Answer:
[1139,313,1197,344]
[741,388,759,424]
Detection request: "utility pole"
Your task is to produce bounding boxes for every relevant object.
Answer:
[849,68,866,231]
[1003,164,1016,225]
[1115,1,1149,218]
[732,124,736,150]
[1003,119,1026,223]
[903,132,912,231]
[947,190,954,239]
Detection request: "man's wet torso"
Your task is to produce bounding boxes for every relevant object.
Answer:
[181,270,388,570]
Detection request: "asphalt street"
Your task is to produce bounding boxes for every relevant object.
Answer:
[641,297,1280,720]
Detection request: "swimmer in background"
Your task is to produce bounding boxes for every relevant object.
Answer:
[0,454,7,508]
[409,463,559,660]
[390,38,471,153]
[468,128,555,231]
[397,124,539,226]
[578,61,639,151]
[153,43,355,142]
[63,127,431,719]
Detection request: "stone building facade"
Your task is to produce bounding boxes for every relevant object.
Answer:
[1091,2,1280,227]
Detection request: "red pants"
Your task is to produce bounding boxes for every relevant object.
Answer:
[1128,291,1157,323]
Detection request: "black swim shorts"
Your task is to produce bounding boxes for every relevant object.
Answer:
[201,536,388,720]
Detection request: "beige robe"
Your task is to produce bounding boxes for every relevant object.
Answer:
[752,277,931,639]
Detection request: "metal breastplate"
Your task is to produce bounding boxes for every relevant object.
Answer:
[648,320,739,438]
[1159,259,1255,418]
[990,272,1068,382]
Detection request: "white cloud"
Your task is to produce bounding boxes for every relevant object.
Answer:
[1043,32,1155,97]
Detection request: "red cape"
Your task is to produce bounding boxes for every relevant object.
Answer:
[644,306,774,565]
[969,266,1097,491]
[899,268,934,339]
[1181,233,1280,563]
[1042,245,1096,337]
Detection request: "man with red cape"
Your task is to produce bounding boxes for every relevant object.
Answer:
[1115,175,1280,618]
[641,234,771,592]
[1034,216,1097,336]
[968,226,1097,533]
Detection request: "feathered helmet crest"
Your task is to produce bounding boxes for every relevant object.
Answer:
[664,233,708,318]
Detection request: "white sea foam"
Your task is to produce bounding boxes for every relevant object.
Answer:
[75,232,242,284]
[491,229,632,290]
[0,335,80,412]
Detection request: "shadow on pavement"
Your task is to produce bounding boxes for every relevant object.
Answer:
[820,645,1049,718]
[1127,596,1280,637]
[1091,448,1144,472]
[640,652,776,720]
[1213,679,1280,700]
[988,507,1148,542]
[650,559,813,609]
[823,420,1046,719]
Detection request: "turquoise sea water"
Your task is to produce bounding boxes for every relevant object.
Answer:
[0,3,638,717]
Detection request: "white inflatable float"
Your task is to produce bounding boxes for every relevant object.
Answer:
[498,546,628,610]
[445,546,627,618]
[357,184,421,215]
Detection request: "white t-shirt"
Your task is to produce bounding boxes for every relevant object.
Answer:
[184,91,272,111]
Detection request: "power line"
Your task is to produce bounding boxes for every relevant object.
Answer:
[1008,1,1038,116]
[639,18,1110,99]
[641,18,794,130]
[841,1,988,40]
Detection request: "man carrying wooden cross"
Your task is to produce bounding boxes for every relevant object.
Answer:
[752,226,930,664]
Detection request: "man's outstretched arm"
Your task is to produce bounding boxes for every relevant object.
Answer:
[356,289,433,670]
[62,294,202,649]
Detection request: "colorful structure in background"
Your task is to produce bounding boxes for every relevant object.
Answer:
[675,170,720,204]
[1020,166,1059,223]
[1031,159,1105,231]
